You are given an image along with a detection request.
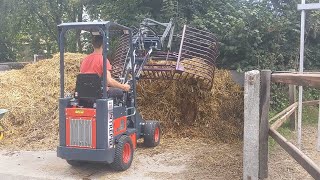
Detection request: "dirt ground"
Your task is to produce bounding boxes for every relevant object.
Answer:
[0,138,243,180]
[0,125,319,180]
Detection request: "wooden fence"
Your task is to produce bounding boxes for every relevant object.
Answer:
[0,54,46,71]
[243,70,320,180]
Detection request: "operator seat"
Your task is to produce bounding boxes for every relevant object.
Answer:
[75,74,124,108]
[75,74,102,108]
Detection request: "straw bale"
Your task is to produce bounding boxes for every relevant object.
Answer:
[0,53,243,150]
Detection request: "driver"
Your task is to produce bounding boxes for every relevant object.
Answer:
[80,35,130,92]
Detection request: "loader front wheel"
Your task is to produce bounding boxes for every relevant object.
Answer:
[143,121,161,147]
[111,135,134,171]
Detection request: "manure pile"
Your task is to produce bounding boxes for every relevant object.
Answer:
[0,53,243,150]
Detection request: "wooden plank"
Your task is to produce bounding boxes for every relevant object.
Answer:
[271,73,320,88]
[303,100,320,106]
[0,62,30,66]
[273,71,320,74]
[298,86,303,149]
[269,100,319,129]
[259,70,271,179]
[269,102,298,123]
[271,105,297,130]
[269,128,320,179]
[243,70,260,180]
[298,3,320,10]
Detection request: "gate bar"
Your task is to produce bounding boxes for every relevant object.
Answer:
[269,128,320,179]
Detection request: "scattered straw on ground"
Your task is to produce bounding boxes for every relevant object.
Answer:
[0,53,243,150]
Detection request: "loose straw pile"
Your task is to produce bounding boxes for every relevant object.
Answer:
[0,53,243,150]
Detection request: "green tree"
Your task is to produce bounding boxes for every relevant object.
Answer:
[1,0,319,70]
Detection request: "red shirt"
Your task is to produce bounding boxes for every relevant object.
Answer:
[80,53,112,76]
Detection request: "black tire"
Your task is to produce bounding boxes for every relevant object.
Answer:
[111,135,134,171]
[66,160,86,167]
[143,121,161,147]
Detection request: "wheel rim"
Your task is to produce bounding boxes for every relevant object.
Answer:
[0,132,3,141]
[122,143,131,164]
[154,127,160,142]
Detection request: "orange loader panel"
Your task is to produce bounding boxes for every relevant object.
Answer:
[113,116,127,136]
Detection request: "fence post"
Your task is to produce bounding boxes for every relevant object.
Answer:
[33,54,38,63]
[259,70,271,179]
[317,98,320,152]
[243,70,260,180]
[289,69,297,130]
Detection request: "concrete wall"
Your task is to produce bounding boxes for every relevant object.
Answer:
[0,65,10,72]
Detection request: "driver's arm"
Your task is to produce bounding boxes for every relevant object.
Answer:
[106,70,130,91]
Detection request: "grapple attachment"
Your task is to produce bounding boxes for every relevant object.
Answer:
[111,34,130,80]
[141,25,218,89]
[111,20,219,90]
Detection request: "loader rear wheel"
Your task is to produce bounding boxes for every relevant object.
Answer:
[66,160,86,167]
[111,135,134,171]
[143,121,161,147]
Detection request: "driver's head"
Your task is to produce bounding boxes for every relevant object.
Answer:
[92,35,103,49]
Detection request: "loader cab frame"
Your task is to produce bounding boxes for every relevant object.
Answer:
[57,21,141,141]
[57,21,136,106]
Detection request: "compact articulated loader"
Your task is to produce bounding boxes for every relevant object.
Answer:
[56,19,218,171]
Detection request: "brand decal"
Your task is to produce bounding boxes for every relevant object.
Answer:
[107,100,114,149]
[75,109,84,114]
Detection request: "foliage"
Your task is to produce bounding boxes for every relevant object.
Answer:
[0,0,87,61]
[270,84,320,113]
[270,84,289,112]
[0,0,20,61]
[0,0,319,73]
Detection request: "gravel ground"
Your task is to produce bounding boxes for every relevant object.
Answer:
[0,138,243,180]
[0,125,319,180]
[268,125,320,180]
